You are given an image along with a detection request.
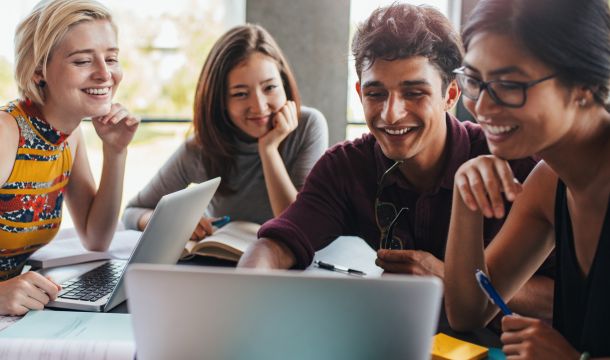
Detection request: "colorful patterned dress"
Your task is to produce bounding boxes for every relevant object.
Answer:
[0,100,72,280]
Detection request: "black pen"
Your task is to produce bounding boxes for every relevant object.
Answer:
[314,260,366,276]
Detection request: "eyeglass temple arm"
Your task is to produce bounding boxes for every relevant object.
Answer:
[385,206,409,243]
[376,160,403,197]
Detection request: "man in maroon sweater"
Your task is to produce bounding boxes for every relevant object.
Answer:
[239,3,553,320]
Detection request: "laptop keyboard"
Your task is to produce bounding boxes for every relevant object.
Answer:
[57,260,125,302]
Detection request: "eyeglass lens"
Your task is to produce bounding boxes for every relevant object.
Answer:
[456,74,525,107]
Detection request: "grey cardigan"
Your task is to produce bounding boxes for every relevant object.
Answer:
[122,106,329,228]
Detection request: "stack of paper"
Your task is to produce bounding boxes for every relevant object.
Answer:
[0,310,134,360]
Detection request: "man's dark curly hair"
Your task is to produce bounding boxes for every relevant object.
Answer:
[352,3,463,92]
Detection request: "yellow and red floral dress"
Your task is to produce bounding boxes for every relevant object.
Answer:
[0,100,72,280]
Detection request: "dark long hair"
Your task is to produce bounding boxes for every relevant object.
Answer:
[462,0,610,111]
[191,24,301,194]
[351,3,463,92]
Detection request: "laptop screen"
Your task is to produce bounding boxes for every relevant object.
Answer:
[126,264,442,360]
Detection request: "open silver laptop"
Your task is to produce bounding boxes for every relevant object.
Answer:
[126,264,443,360]
[45,177,221,312]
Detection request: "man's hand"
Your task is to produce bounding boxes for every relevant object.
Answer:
[376,249,444,278]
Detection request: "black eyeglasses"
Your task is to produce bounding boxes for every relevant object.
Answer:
[375,161,409,250]
[453,67,557,108]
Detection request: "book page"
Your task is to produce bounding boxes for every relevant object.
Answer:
[0,310,135,360]
[308,236,384,278]
[0,315,21,332]
[0,310,134,342]
[188,221,259,259]
[0,339,134,360]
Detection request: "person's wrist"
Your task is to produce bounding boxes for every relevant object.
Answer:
[102,142,128,157]
[258,141,280,156]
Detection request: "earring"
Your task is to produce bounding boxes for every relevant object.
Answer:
[579,98,586,107]
[38,80,46,88]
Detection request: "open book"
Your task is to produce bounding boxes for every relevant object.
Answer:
[181,221,260,262]
[27,230,141,268]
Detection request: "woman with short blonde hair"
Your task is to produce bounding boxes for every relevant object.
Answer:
[0,0,139,315]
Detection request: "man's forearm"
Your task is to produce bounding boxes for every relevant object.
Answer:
[238,238,296,269]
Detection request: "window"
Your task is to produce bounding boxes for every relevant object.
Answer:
[0,0,245,227]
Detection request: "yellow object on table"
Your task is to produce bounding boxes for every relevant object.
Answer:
[431,333,489,360]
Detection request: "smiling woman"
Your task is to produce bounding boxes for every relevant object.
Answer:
[122,24,328,242]
[36,19,124,132]
[444,0,610,358]
[0,0,139,316]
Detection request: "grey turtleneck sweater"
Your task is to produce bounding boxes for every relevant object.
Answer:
[122,106,328,229]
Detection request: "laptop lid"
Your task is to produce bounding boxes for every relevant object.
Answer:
[126,264,443,360]
[47,178,221,312]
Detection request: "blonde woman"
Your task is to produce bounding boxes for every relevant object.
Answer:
[0,0,139,315]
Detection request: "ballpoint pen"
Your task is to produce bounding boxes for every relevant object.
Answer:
[314,260,366,276]
[211,216,231,228]
[475,269,513,315]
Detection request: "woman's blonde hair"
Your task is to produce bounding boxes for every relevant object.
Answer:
[14,0,116,105]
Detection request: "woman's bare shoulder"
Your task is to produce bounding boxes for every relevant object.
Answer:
[521,160,559,222]
[0,111,20,185]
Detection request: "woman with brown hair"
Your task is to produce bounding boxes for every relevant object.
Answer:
[123,24,328,240]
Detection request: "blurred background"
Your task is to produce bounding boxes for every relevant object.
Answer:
[0,0,457,227]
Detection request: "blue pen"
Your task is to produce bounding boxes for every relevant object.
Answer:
[475,269,513,315]
[211,216,231,228]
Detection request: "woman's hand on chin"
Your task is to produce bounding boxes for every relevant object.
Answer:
[92,103,140,154]
[258,100,297,152]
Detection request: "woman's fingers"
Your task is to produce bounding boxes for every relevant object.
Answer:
[198,217,214,235]
[190,223,207,240]
[456,173,479,211]
[494,159,523,201]
[455,156,519,218]
[189,217,217,240]
[26,272,59,300]
[465,167,494,217]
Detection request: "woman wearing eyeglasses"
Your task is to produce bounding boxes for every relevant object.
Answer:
[444,0,610,358]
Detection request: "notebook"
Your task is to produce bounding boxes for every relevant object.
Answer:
[44,178,221,312]
[431,333,488,360]
[125,264,443,360]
